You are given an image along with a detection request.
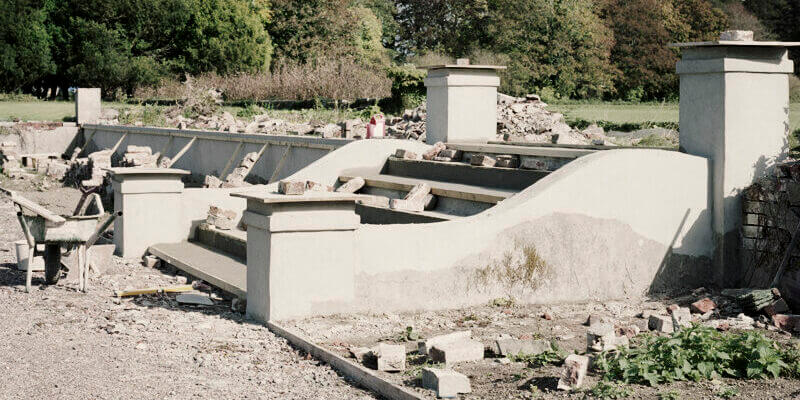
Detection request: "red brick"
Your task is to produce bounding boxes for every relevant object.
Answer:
[690,298,716,314]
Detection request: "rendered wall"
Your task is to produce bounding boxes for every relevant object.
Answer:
[83,125,350,184]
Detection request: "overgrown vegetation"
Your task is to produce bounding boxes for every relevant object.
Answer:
[507,342,566,368]
[1,0,790,103]
[594,324,800,386]
[473,239,552,297]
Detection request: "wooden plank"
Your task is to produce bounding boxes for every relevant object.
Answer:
[148,241,246,298]
[267,322,425,400]
[268,144,292,183]
[338,173,513,204]
[166,136,197,168]
[1,188,66,224]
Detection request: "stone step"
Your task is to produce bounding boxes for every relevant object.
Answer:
[339,169,515,204]
[445,142,594,171]
[384,156,548,191]
[149,241,246,298]
[195,224,247,260]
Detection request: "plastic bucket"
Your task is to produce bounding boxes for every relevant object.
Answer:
[14,240,44,271]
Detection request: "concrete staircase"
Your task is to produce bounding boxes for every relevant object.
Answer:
[149,141,601,298]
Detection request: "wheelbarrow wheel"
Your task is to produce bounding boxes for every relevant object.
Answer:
[44,244,62,284]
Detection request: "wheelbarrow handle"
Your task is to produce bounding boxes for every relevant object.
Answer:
[85,211,122,249]
[15,209,36,248]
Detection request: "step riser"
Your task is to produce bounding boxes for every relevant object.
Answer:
[383,157,549,191]
[356,204,448,224]
[359,186,493,217]
[195,226,247,260]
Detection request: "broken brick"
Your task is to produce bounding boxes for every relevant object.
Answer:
[690,298,716,314]
[423,142,446,160]
[369,343,405,372]
[557,354,588,391]
[422,368,471,398]
[470,154,496,167]
[278,180,305,195]
[336,177,366,193]
[306,180,334,192]
[394,149,418,160]
[648,315,674,333]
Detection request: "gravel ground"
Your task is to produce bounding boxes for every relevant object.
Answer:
[0,176,377,399]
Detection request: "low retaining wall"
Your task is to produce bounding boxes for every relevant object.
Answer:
[0,122,80,155]
[82,124,353,183]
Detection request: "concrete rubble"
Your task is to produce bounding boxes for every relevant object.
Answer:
[421,368,471,398]
[557,354,589,391]
[418,331,472,356]
[365,343,405,372]
[493,335,551,356]
[206,206,238,230]
[428,338,484,366]
[389,183,431,212]
[122,145,157,168]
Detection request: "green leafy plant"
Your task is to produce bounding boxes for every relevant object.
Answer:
[715,385,739,399]
[594,324,794,387]
[508,342,567,368]
[659,389,680,400]
[589,381,633,399]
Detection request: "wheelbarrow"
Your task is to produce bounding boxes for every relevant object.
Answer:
[1,187,120,292]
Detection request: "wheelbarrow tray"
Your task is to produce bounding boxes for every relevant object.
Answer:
[22,215,98,243]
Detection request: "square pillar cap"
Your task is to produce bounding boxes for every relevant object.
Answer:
[232,190,362,204]
[105,167,190,180]
[419,64,506,72]
[669,41,800,49]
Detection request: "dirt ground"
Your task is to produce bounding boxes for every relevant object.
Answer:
[287,292,800,399]
[0,176,377,399]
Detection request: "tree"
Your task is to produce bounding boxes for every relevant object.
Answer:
[483,0,617,99]
[0,0,55,92]
[600,0,726,100]
[743,0,800,73]
[394,0,488,58]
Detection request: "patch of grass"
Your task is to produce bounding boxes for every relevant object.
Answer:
[635,134,678,148]
[659,389,680,400]
[715,384,739,398]
[508,342,566,368]
[594,324,800,387]
[489,297,515,308]
[404,353,443,377]
[473,239,552,297]
[236,103,266,119]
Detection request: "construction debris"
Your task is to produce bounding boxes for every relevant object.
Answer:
[671,307,693,330]
[418,331,472,356]
[114,284,194,297]
[423,142,446,160]
[429,338,484,366]
[278,180,306,195]
[494,335,551,357]
[556,354,589,391]
[336,177,365,193]
[306,180,334,192]
[470,155,496,167]
[586,323,618,352]
[366,343,405,372]
[207,206,238,230]
[390,183,431,212]
[394,149,419,160]
[176,293,215,306]
[648,315,674,333]
[123,145,157,167]
[422,368,471,398]
[142,255,160,268]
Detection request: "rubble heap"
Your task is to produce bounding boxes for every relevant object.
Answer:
[384,94,613,145]
[204,152,259,189]
[0,142,22,176]
[122,145,157,168]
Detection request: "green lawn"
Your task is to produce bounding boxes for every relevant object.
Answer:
[1,99,799,134]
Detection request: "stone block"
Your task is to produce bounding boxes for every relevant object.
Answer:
[671,307,692,329]
[495,155,520,168]
[126,145,152,155]
[423,142,447,160]
[142,255,159,268]
[432,156,453,162]
[336,177,366,193]
[394,149,418,160]
[691,298,716,314]
[356,195,390,208]
[720,30,753,41]
[587,323,617,352]
[306,180,334,192]
[278,180,305,195]
[76,88,101,124]
[429,339,484,366]
[405,183,431,202]
[371,343,405,372]
[438,149,462,160]
[494,337,551,357]
[557,354,589,391]
[470,154,496,167]
[521,157,547,171]
[389,198,424,212]
[648,315,674,333]
[204,175,222,188]
[422,368,471,398]
[418,331,472,356]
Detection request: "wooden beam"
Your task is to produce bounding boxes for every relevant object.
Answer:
[218,141,244,180]
[166,136,197,168]
[268,144,292,183]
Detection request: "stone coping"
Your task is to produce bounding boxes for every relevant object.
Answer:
[669,41,800,48]
[419,64,507,70]
[232,190,361,204]
[104,167,190,176]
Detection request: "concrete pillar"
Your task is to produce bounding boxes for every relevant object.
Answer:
[235,191,361,322]
[75,88,101,125]
[109,168,190,258]
[674,32,800,286]
[423,60,505,144]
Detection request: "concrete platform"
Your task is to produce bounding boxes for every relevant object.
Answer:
[149,241,246,298]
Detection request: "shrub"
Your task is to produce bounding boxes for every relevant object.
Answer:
[790,75,800,103]
[385,63,426,111]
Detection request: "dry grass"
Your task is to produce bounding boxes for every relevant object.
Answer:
[135,57,391,102]
[472,239,552,297]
